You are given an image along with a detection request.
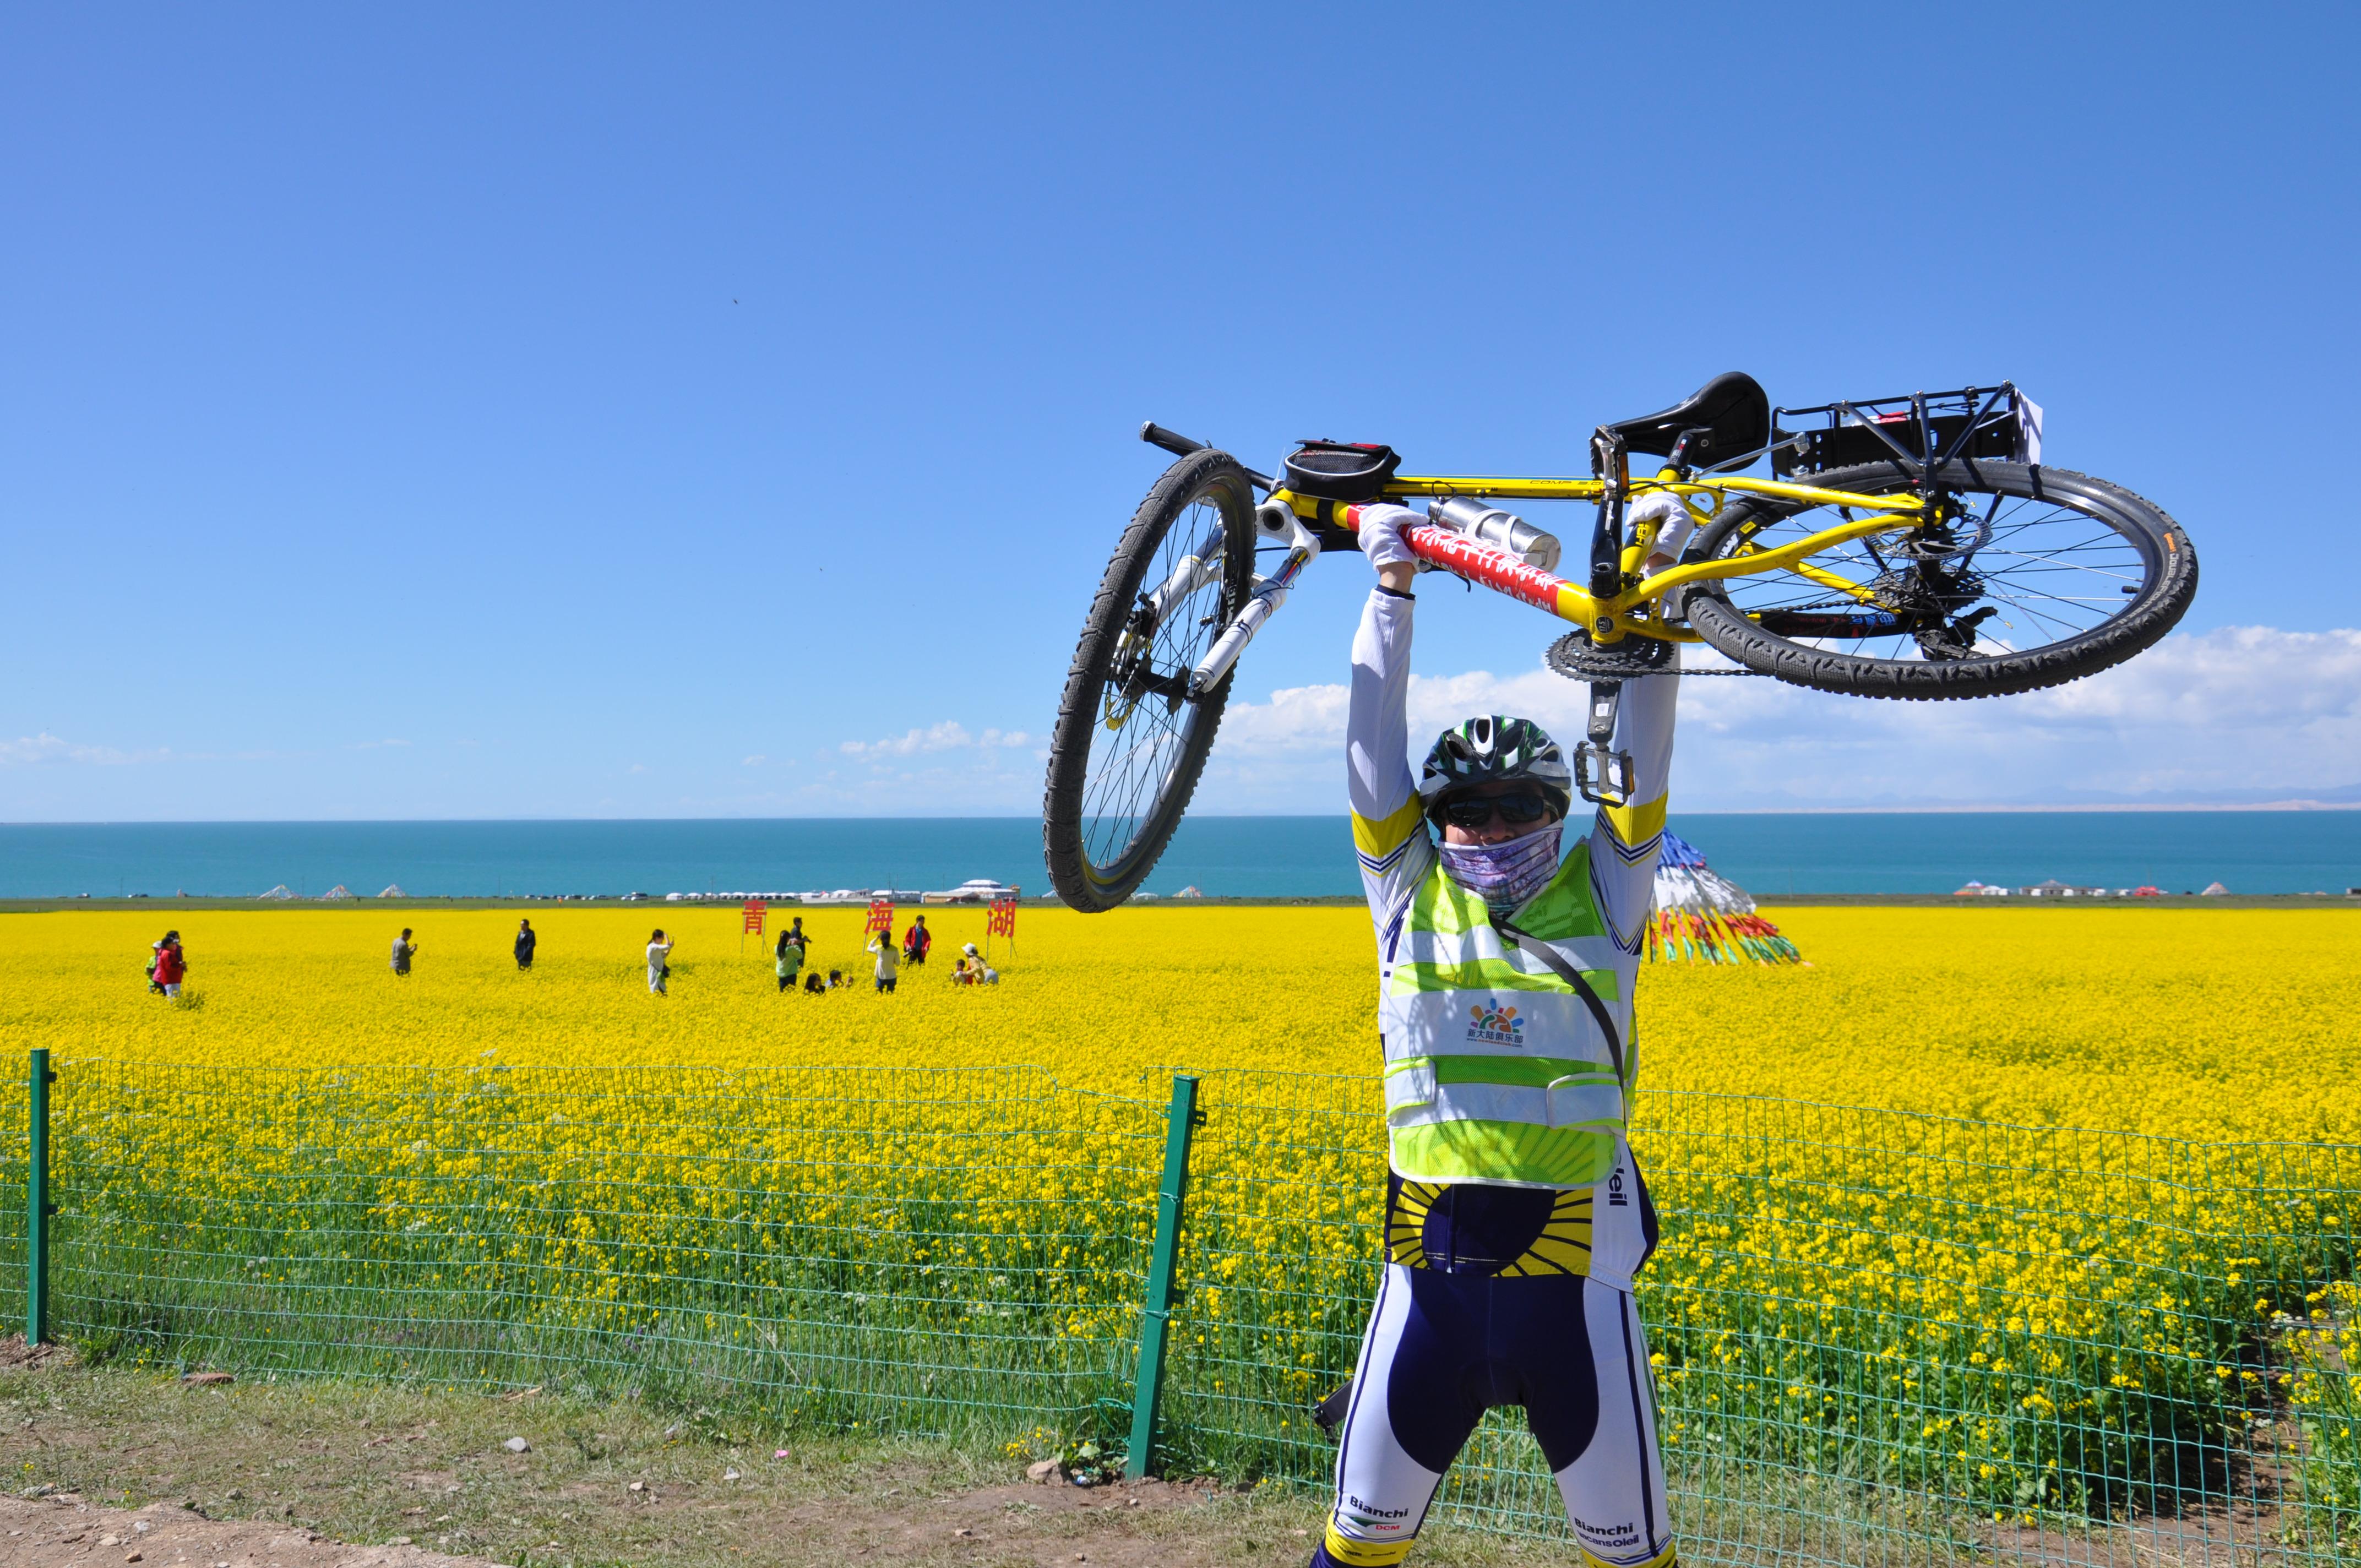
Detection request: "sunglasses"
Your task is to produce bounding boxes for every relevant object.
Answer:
[1438,790,1554,831]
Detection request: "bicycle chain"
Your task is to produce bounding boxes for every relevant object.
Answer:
[1543,630,1768,678]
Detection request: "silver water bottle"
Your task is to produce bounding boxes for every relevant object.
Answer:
[1426,496,1562,573]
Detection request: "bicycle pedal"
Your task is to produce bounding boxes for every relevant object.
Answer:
[1574,744,1635,807]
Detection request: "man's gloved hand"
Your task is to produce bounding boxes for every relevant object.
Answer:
[1355,502,1423,575]
[1630,492,1697,573]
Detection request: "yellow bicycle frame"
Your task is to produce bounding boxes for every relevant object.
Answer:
[1272,468,1927,644]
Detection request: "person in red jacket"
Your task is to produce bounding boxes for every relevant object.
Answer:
[902,914,933,966]
[151,932,187,999]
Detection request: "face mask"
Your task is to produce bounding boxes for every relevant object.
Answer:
[1436,820,1563,914]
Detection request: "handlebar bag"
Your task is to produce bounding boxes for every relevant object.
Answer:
[1285,440,1402,503]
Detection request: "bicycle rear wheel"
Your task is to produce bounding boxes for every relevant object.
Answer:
[1678,461,2196,699]
[1042,449,1256,911]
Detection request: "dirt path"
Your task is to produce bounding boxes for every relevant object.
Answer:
[0,1469,1326,1568]
[0,1355,1435,1568]
[0,1495,497,1568]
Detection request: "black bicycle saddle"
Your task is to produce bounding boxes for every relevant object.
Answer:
[1601,372,1770,463]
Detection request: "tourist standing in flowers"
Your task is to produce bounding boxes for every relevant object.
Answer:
[514,918,537,971]
[150,932,187,999]
[1306,497,1693,1568]
[865,929,900,993]
[902,913,932,966]
[646,928,674,994]
[775,925,805,992]
[389,928,418,977]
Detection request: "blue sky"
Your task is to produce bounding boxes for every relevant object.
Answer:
[3,3,2354,820]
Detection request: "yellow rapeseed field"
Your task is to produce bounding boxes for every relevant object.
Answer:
[7,903,2358,1139]
[1,904,2355,1534]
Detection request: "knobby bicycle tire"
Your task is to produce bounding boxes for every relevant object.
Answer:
[1679,461,2197,699]
[1042,449,1256,912]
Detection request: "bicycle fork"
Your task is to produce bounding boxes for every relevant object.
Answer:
[1185,502,1321,698]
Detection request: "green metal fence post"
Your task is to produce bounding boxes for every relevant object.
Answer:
[26,1049,53,1344]
[1125,1073,1201,1479]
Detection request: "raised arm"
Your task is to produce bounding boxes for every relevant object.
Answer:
[1585,493,1694,952]
[1585,669,1678,953]
[1348,505,1435,930]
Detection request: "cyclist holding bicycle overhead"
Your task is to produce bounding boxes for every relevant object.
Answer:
[1312,497,1690,1568]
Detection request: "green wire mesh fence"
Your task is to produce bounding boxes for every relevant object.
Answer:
[21,1058,2361,1565]
[45,1061,1161,1441]
[1162,1070,2361,1564]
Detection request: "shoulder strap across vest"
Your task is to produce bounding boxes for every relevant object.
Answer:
[1493,913,1626,1086]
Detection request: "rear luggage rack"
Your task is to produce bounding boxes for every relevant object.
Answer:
[1772,384,2039,478]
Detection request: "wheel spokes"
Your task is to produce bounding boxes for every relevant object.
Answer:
[1076,496,1231,878]
[1718,487,2150,661]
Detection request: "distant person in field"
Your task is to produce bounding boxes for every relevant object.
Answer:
[646,928,674,994]
[959,941,998,984]
[150,932,187,999]
[949,956,969,984]
[390,928,419,977]
[786,915,808,954]
[802,968,828,994]
[775,927,805,992]
[514,919,536,971]
[902,914,932,966]
[866,928,900,993]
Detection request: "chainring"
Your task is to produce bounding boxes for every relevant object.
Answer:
[1545,629,1679,680]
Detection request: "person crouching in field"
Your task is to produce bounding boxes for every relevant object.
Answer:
[646,929,674,994]
[1304,497,1693,1568]
[389,928,418,977]
[150,932,187,999]
[775,926,806,992]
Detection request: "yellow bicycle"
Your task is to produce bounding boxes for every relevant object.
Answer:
[1044,374,2198,911]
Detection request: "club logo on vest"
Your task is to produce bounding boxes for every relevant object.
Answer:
[1467,999,1524,1046]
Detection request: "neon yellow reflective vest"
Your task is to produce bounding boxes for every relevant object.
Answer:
[1378,840,1638,1190]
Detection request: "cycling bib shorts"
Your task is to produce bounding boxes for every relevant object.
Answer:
[1318,1266,1674,1568]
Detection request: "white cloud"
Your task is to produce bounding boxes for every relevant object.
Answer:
[741,754,766,767]
[0,732,140,766]
[1191,627,2361,812]
[840,721,1031,759]
[349,738,410,750]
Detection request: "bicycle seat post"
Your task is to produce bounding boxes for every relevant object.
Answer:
[1587,429,1629,630]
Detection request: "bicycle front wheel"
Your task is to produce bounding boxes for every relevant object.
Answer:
[1678,461,2197,699]
[1042,449,1256,911]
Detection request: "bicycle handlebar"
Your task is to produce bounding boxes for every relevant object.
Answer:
[1139,421,1204,458]
[1140,421,1276,493]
